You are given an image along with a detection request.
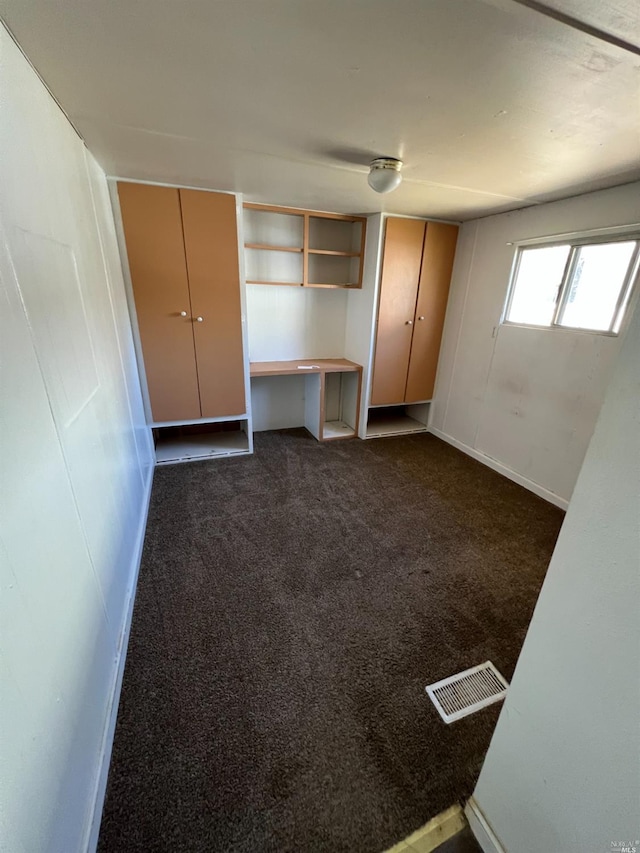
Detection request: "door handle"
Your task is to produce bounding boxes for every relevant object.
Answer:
[418,316,425,321]
[180,311,188,317]
[405,320,413,325]
[196,316,204,323]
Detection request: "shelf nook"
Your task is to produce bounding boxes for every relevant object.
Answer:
[365,404,430,438]
[153,420,250,464]
[243,203,366,288]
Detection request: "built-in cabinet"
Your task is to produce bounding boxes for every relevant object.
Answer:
[117,181,250,462]
[179,189,247,419]
[371,218,458,406]
[117,182,200,422]
[340,213,459,439]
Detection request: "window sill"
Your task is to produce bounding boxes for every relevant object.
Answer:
[501,321,619,337]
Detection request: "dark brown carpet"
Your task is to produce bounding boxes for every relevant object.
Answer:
[98,430,563,853]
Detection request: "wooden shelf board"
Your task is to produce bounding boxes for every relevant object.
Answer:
[243,202,366,223]
[308,249,360,257]
[322,420,356,440]
[246,281,358,289]
[155,430,249,464]
[246,280,303,287]
[244,243,303,253]
[250,358,362,378]
[307,282,359,289]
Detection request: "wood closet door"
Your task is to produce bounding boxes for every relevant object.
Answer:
[117,182,201,422]
[405,223,458,403]
[370,218,425,405]
[179,190,246,418]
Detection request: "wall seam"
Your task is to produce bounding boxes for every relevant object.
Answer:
[0,224,113,639]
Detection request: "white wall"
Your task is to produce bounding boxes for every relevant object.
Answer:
[0,27,153,853]
[431,181,640,506]
[469,260,640,853]
[246,285,348,362]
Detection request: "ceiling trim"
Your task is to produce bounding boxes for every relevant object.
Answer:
[509,0,640,56]
[1,18,85,140]
[107,175,239,198]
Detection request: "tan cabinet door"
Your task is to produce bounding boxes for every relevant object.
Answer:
[405,223,458,403]
[370,218,425,405]
[118,182,201,422]
[179,190,246,418]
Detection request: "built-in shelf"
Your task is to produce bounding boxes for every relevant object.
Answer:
[322,369,360,441]
[308,283,357,289]
[366,415,426,438]
[243,203,366,288]
[244,207,304,248]
[244,243,303,253]
[308,249,360,257]
[153,421,250,464]
[323,420,356,440]
[247,280,303,287]
[365,404,430,439]
[245,244,304,286]
[308,215,363,254]
[247,281,354,288]
[308,252,360,287]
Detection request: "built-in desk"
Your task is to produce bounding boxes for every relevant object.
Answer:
[249,359,362,440]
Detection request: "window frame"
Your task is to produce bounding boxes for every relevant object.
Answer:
[502,231,640,336]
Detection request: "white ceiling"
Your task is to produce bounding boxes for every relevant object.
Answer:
[1,0,639,220]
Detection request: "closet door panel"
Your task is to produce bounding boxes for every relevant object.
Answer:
[117,182,200,422]
[405,222,458,403]
[179,190,246,418]
[370,218,425,405]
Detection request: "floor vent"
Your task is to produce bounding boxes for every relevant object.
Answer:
[426,661,508,724]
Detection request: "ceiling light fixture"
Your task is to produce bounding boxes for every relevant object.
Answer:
[367,157,403,194]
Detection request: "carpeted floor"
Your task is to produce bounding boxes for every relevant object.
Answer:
[98,430,564,853]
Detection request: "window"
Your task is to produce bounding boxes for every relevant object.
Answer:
[504,237,639,334]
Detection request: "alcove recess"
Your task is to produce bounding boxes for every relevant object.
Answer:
[152,420,250,464]
[243,203,366,288]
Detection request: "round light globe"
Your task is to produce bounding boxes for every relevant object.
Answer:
[368,158,403,194]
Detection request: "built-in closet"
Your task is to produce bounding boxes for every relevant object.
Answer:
[371,218,458,405]
[345,215,458,438]
[116,182,251,462]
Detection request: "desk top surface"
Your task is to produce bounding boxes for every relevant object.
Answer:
[250,358,362,377]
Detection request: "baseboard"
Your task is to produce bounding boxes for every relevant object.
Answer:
[385,804,466,853]
[465,797,506,853]
[83,463,154,853]
[428,427,569,510]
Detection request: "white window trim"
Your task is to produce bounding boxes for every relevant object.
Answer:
[502,229,640,337]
